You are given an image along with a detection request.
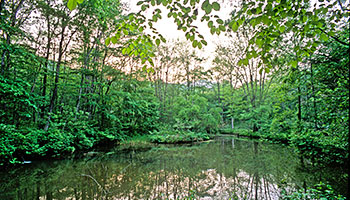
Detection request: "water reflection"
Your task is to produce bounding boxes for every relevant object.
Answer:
[0,136,347,200]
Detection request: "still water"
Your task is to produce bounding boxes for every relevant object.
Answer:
[0,136,347,200]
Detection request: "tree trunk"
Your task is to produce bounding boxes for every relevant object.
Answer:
[1,0,25,76]
[0,0,5,13]
[41,2,51,118]
[310,62,318,129]
[1,36,10,75]
[231,117,234,129]
[217,80,221,104]
[75,48,92,117]
[44,22,66,131]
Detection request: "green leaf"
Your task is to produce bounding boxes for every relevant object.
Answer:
[302,15,307,23]
[262,16,269,25]
[256,38,263,48]
[201,0,209,10]
[290,60,298,68]
[247,52,252,59]
[231,22,239,32]
[115,32,121,40]
[205,5,212,14]
[123,29,128,35]
[67,0,84,10]
[122,48,127,55]
[328,31,335,37]
[320,33,329,41]
[148,58,155,66]
[198,42,203,49]
[189,35,194,42]
[201,40,207,46]
[219,25,225,31]
[212,2,220,11]
[192,40,197,48]
[243,58,248,65]
[238,58,248,66]
[259,68,263,74]
[317,21,324,28]
[161,0,167,6]
[238,17,244,26]
[105,38,111,46]
[156,38,160,46]
[279,25,285,32]
[67,0,77,10]
[210,27,215,34]
[251,50,258,58]
[208,21,213,28]
[111,36,118,44]
[138,26,144,32]
[216,19,224,24]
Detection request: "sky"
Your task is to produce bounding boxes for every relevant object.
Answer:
[120,0,236,68]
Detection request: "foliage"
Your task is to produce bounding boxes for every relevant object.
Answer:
[0,0,167,165]
[170,94,221,133]
[150,127,211,144]
[281,182,346,200]
[0,76,37,126]
[219,25,349,165]
[0,124,22,165]
[231,0,349,71]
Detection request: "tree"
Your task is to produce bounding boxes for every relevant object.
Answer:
[67,0,349,71]
[0,0,34,76]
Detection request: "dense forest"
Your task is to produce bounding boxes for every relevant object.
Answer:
[0,0,349,198]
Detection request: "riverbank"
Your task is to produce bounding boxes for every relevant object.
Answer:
[120,132,213,147]
[220,128,349,167]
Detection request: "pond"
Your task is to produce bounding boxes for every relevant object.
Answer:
[0,136,347,200]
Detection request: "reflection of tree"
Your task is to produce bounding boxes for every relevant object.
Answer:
[0,138,346,199]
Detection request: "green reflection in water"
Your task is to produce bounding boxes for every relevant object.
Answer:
[0,136,347,200]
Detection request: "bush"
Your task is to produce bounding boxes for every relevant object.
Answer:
[170,94,222,133]
[281,182,346,200]
[150,126,211,144]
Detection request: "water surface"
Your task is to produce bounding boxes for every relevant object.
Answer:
[0,136,347,199]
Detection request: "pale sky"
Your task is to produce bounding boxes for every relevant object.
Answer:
[120,0,236,68]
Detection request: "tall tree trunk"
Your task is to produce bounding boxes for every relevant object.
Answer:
[310,62,317,129]
[99,49,108,129]
[217,80,221,104]
[0,0,5,13]
[164,70,169,109]
[44,22,66,131]
[42,1,51,97]
[1,36,10,75]
[76,48,92,117]
[1,0,25,76]
[186,64,190,91]
[297,80,302,123]
[41,1,51,118]
[296,63,302,126]
[229,74,233,94]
